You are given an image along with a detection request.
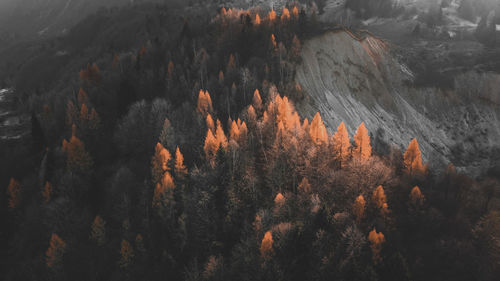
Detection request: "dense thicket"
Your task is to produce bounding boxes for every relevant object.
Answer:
[1,3,499,281]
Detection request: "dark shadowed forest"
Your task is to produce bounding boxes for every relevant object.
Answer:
[1,1,499,281]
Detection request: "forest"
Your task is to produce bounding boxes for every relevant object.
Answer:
[1,2,499,281]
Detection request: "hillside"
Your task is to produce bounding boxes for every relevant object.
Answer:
[296,30,500,175]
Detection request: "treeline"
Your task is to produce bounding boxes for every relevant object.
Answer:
[2,3,499,281]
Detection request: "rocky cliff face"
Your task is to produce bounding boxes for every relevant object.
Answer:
[296,30,500,175]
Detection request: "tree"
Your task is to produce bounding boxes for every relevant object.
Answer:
[409,186,425,206]
[175,146,188,178]
[274,192,285,207]
[90,215,106,246]
[196,90,213,116]
[215,120,228,150]
[42,181,52,204]
[153,172,175,207]
[269,9,277,22]
[119,239,134,268]
[368,228,385,264]
[255,14,261,25]
[151,142,172,185]
[353,122,371,160]
[62,135,92,172]
[281,8,291,22]
[403,138,425,175]
[46,234,66,269]
[332,122,351,168]
[353,195,366,223]
[7,178,20,209]
[293,6,299,19]
[372,185,388,216]
[252,89,263,111]
[204,129,219,164]
[260,231,274,258]
[309,112,328,144]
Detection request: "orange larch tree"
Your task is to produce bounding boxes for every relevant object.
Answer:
[260,231,274,258]
[215,120,228,150]
[7,178,20,209]
[410,186,425,206]
[46,233,66,269]
[404,138,425,175]
[332,122,351,168]
[353,122,372,160]
[62,135,92,172]
[152,172,175,207]
[252,89,263,111]
[204,129,219,164]
[281,8,291,22]
[174,146,188,178]
[353,195,366,223]
[292,6,299,19]
[255,13,261,25]
[196,90,213,117]
[368,228,385,264]
[119,239,134,268]
[151,142,172,185]
[309,112,328,145]
[268,9,277,22]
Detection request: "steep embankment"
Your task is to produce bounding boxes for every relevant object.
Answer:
[296,30,500,175]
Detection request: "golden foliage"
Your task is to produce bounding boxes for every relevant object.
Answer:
[281,8,291,22]
[260,231,274,258]
[410,186,425,206]
[62,135,92,171]
[309,112,328,144]
[151,142,172,184]
[77,88,88,105]
[206,114,215,133]
[90,215,106,246]
[368,228,385,264]
[42,181,52,204]
[274,192,285,206]
[270,34,278,49]
[215,120,228,150]
[7,178,20,209]
[353,195,366,223]
[372,185,387,209]
[332,122,351,167]
[252,89,263,110]
[46,233,66,268]
[353,122,371,160]
[292,6,299,18]
[404,138,425,175]
[196,90,213,116]
[119,239,134,268]
[153,172,175,207]
[175,146,188,177]
[269,9,277,22]
[255,14,261,25]
[204,129,219,164]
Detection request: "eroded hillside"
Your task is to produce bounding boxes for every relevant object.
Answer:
[296,30,500,175]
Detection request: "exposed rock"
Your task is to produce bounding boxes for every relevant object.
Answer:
[296,30,500,176]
